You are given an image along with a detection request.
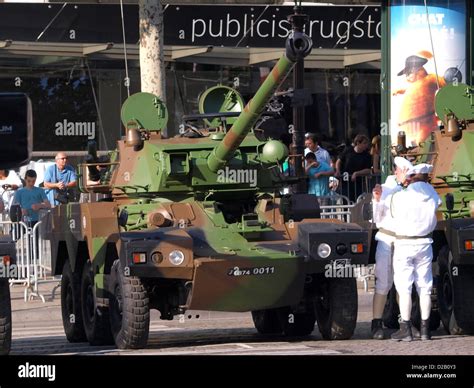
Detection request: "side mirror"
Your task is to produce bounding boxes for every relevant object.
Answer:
[445,193,454,212]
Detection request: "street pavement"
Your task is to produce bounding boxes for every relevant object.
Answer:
[8,280,474,356]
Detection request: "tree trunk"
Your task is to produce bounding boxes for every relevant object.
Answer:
[139,0,166,103]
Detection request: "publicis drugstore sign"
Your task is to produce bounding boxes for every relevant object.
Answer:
[165,5,381,49]
[0,3,381,50]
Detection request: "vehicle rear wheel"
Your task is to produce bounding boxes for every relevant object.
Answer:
[437,246,474,335]
[0,279,12,355]
[61,262,86,342]
[109,260,150,349]
[81,261,114,345]
[314,276,357,340]
[251,309,282,335]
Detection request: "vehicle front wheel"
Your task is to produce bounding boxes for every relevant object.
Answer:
[314,276,357,340]
[109,260,150,349]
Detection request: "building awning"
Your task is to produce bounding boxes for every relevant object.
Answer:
[0,40,380,69]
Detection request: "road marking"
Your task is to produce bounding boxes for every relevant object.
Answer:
[236,343,253,349]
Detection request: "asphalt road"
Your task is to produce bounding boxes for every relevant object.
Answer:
[8,281,474,356]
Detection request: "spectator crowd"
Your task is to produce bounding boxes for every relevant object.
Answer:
[302,132,382,203]
[0,152,76,226]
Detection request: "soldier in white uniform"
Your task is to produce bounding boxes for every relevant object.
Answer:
[370,157,412,339]
[373,163,441,341]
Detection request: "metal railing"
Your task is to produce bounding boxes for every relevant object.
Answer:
[333,173,381,204]
[318,194,354,223]
[2,217,58,303]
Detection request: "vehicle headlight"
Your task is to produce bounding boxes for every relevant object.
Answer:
[169,250,185,266]
[317,243,331,259]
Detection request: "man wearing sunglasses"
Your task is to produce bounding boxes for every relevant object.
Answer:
[43,152,77,206]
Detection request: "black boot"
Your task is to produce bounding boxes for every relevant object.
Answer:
[421,319,431,340]
[371,319,384,340]
[411,322,421,340]
[391,320,413,342]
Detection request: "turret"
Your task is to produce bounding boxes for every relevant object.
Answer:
[79,31,312,199]
[207,30,312,173]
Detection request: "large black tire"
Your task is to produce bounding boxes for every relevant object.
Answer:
[61,262,86,342]
[251,309,282,335]
[314,277,358,340]
[109,260,150,349]
[81,261,114,345]
[0,279,12,355]
[382,285,400,329]
[278,304,316,337]
[437,246,474,335]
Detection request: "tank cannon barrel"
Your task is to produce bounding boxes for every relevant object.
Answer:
[207,31,312,173]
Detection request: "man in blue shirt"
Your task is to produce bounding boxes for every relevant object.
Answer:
[43,152,77,206]
[304,133,331,166]
[13,170,50,224]
[305,152,334,197]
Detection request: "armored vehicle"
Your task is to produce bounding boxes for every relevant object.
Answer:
[368,83,474,335]
[414,83,474,335]
[0,93,32,355]
[48,31,369,349]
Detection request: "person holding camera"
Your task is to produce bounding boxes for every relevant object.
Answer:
[43,152,77,207]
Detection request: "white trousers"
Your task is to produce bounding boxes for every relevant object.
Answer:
[374,239,394,295]
[393,242,433,296]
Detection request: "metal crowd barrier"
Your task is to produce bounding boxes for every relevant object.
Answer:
[318,194,353,223]
[334,173,381,204]
[2,218,57,303]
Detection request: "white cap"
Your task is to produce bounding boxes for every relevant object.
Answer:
[394,156,413,170]
[407,163,433,175]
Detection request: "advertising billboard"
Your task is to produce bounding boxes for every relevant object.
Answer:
[390,0,466,147]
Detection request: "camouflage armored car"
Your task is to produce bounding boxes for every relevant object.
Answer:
[47,31,369,349]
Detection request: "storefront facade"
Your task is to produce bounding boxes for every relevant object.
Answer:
[0,1,382,155]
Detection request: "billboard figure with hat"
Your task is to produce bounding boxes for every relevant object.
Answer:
[393,51,450,146]
[390,1,466,147]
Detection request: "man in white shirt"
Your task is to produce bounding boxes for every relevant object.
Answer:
[373,163,441,341]
[304,133,331,166]
[370,156,412,339]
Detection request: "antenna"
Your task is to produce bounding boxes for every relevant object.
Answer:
[119,0,131,98]
[424,0,440,90]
